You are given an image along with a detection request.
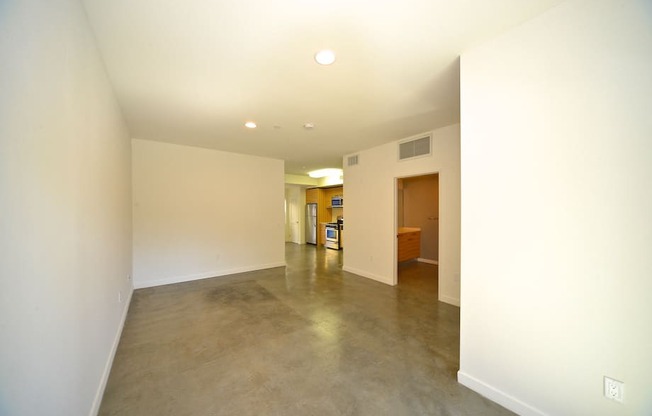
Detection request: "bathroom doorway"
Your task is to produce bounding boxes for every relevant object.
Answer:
[396,173,439,286]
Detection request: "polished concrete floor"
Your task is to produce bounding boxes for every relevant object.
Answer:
[99,244,513,415]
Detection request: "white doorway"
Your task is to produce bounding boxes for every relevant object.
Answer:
[395,173,439,283]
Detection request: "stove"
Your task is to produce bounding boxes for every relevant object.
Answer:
[325,222,342,250]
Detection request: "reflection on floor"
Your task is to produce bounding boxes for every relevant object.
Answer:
[99,243,514,415]
[397,258,438,294]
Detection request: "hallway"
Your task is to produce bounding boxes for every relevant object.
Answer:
[99,244,513,415]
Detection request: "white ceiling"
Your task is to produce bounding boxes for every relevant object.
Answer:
[82,0,564,174]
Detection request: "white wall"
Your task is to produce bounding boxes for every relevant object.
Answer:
[132,140,285,288]
[0,1,133,415]
[459,1,652,415]
[343,125,461,306]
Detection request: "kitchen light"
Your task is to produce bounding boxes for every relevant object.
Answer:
[308,168,342,178]
[315,49,336,65]
[244,121,257,129]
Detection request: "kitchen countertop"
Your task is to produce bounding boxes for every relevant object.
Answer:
[398,227,421,234]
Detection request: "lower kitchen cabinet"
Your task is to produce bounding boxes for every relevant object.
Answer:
[319,223,326,246]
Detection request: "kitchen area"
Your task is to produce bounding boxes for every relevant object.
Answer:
[305,186,344,250]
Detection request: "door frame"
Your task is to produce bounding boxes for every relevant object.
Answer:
[393,171,440,285]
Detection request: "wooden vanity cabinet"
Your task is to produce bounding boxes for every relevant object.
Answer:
[397,227,421,262]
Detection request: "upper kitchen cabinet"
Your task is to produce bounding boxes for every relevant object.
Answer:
[321,186,343,221]
[306,188,318,204]
[321,186,343,207]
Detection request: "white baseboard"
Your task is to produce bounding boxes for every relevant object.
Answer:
[342,265,394,286]
[438,294,460,307]
[133,262,287,289]
[417,258,438,265]
[90,287,133,416]
[457,371,546,416]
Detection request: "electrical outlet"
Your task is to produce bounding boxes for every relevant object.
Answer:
[604,376,624,403]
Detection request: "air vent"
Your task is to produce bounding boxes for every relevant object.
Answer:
[399,135,431,160]
[347,154,359,166]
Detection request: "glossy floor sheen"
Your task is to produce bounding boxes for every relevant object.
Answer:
[100,244,513,416]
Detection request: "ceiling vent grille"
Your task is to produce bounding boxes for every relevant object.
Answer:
[347,154,359,166]
[399,135,431,160]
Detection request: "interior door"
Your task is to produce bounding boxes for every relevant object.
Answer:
[288,197,300,243]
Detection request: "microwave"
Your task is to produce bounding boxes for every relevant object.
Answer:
[331,196,343,207]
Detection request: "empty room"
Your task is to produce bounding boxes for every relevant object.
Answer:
[1,0,651,415]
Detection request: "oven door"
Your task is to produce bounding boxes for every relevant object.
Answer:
[325,226,339,242]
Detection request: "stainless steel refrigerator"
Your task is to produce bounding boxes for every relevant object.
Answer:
[305,203,317,244]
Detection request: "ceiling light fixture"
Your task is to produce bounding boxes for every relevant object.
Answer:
[244,121,257,129]
[303,122,315,130]
[308,168,342,178]
[315,49,336,65]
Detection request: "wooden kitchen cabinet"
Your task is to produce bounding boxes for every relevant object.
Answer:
[397,227,421,262]
[306,188,318,204]
[317,186,344,245]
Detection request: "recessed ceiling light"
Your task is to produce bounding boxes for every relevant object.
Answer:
[303,123,315,130]
[315,49,336,65]
[244,121,257,129]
